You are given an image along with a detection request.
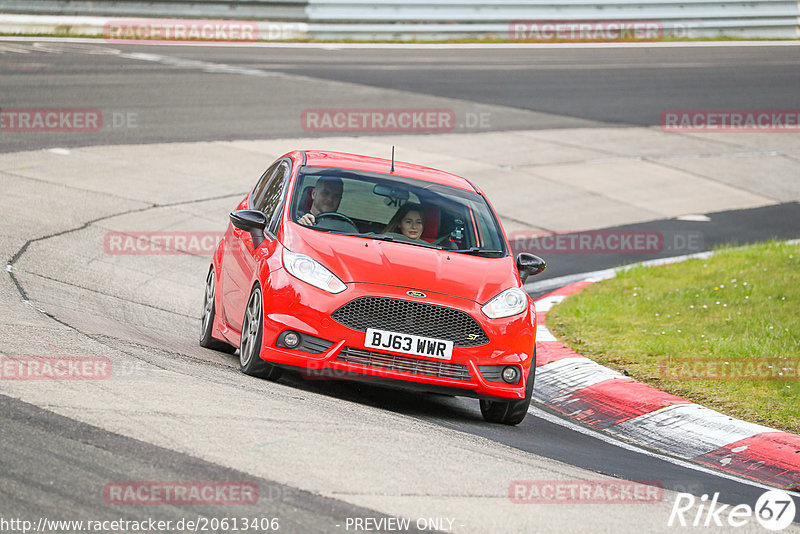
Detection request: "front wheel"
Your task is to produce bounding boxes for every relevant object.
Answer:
[239,285,283,381]
[479,355,535,425]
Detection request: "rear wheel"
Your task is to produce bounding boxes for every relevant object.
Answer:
[479,354,535,425]
[199,268,236,354]
[239,285,283,380]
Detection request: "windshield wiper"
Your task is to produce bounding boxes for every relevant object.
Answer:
[364,233,448,250]
[454,247,504,256]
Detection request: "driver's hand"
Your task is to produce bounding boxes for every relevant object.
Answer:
[297,213,316,227]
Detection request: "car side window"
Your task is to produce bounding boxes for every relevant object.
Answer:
[250,161,281,210]
[257,161,290,235]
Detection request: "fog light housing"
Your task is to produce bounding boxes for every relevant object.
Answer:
[502,366,520,384]
[284,331,300,348]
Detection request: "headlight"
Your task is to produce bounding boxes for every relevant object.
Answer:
[282,249,346,294]
[481,288,528,319]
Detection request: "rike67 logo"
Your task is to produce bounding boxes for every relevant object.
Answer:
[669,489,796,531]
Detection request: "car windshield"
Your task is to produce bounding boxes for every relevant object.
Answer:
[290,166,507,256]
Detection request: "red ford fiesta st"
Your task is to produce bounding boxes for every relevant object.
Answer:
[200,150,545,424]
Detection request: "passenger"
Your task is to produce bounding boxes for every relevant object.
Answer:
[384,202,424,241]
[297,176,343,227]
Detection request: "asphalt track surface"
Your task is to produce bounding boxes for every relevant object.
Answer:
[1,41,799,152]
[2,395,423,533]
[1,39,799,531]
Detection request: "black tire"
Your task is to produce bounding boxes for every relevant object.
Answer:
[479,352,535,425]
[199,268,236,354]
[239,285,283,381]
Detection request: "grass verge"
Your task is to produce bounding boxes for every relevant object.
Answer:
[547,240,799,434]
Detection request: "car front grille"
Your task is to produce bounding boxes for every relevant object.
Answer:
[337,347,472,381]
[331,296,489,347]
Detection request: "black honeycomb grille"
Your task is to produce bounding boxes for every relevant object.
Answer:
[331,296,489,347]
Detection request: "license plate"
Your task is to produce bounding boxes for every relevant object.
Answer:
[364,328,453,361]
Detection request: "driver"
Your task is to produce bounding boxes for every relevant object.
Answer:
[297,176,343,227]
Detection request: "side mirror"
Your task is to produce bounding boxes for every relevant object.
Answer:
[230,210,268,248]
[516,253,546,283]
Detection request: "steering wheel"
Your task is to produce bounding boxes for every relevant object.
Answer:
[430,234,454,247]
[314,212,359,233]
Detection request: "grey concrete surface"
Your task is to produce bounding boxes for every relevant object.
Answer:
[2,126,798,532]
[1,38,799,533]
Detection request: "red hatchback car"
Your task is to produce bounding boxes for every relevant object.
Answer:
[200,151,545,424]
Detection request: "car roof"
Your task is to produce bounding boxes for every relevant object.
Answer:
[300,150,478,193]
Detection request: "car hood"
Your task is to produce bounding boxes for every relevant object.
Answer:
[282,224,520,304]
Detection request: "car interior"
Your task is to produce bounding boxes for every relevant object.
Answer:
[294,173,475,250]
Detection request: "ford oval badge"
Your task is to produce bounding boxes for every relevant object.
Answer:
[407,291,426,298]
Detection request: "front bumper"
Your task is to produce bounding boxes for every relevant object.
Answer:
[258,273,536,401]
